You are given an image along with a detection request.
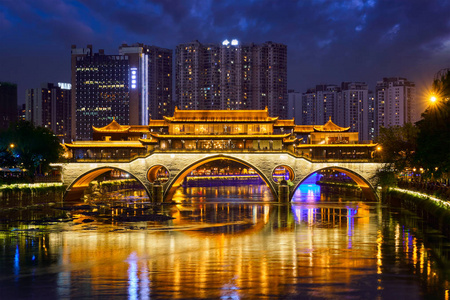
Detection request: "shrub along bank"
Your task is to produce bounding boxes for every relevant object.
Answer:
[0,183,65,208]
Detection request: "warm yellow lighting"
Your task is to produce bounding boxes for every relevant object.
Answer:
[376,146,382,151]
[9,143,15,148]
[430,96,437,103]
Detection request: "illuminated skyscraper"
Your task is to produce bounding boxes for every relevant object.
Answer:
[71,44,172,140]
[176,40,287,118]
[119,44,173,121]
[25,83,72,142]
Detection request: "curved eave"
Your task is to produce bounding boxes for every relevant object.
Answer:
[64,143,145,149]
[92,127,130,133]
[139,138,159,145]
[313,127,351,132]
[282,138,298,144]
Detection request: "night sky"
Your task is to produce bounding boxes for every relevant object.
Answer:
[1,0,450,116]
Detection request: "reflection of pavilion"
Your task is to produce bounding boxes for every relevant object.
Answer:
[63,108,377,161]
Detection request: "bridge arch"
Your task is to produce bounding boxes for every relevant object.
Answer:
[147,164,170,183]
[292,166,378,202]
[65,166,150,201]
[272,165,295,182]
[164,154,278,201]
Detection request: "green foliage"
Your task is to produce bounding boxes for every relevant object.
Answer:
[415,70,450,179]
[0,183,65,193]
[374,169,397,189]
[377,123,418,172]
[0,121,63,177]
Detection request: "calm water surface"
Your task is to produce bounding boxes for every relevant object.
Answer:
[0,184,449,299]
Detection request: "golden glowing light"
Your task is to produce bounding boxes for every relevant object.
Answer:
[376,146,382,151]
[9,143,15,148]
[430,96,437,103]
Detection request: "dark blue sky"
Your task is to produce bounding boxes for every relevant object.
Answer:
[1,0,449,115]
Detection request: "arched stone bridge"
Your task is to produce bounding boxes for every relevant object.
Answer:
[56,152,383,202]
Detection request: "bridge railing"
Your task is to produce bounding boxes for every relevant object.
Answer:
[62,154,148,163]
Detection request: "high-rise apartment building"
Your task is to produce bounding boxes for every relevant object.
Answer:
[375,77,415,136]
[301,88,316,126]
[176,40,287,118]
[146,46,172,120]
[340,82,372,141]
[0,82,17,130]
[287,90,302,124]
[301,84,340,126]
[301,82,375,141]
[119,44,173,121]
[25,82,72,142]
[71,44,172,140]
[367,91,376,141]
[18,104,26,122]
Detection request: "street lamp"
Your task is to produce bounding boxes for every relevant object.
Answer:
[9,143,15,149]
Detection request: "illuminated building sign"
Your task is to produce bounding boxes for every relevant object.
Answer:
[222,39,239,46]
[131,68,137,89]
[58,82,72,90]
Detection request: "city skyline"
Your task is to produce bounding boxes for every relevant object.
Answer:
[1,0,449,117]
[176,40,287,118]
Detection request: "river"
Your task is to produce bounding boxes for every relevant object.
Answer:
[0,183,449,299]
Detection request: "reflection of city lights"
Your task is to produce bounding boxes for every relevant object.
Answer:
[377,229,382,274]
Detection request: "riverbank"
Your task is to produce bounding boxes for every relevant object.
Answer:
[385,187,450,239]
[0,179,145,207]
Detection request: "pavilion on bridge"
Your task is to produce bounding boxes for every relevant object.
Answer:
[63,108,377,161]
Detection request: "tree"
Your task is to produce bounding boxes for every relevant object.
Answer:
[0,121,63,177]
[416,69,450,179]
[376,123,418,173]
[0,146,16,168]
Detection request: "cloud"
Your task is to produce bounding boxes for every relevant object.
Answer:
[381,24,401,41]
[0,11,11,29]
[1,0,450,108]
